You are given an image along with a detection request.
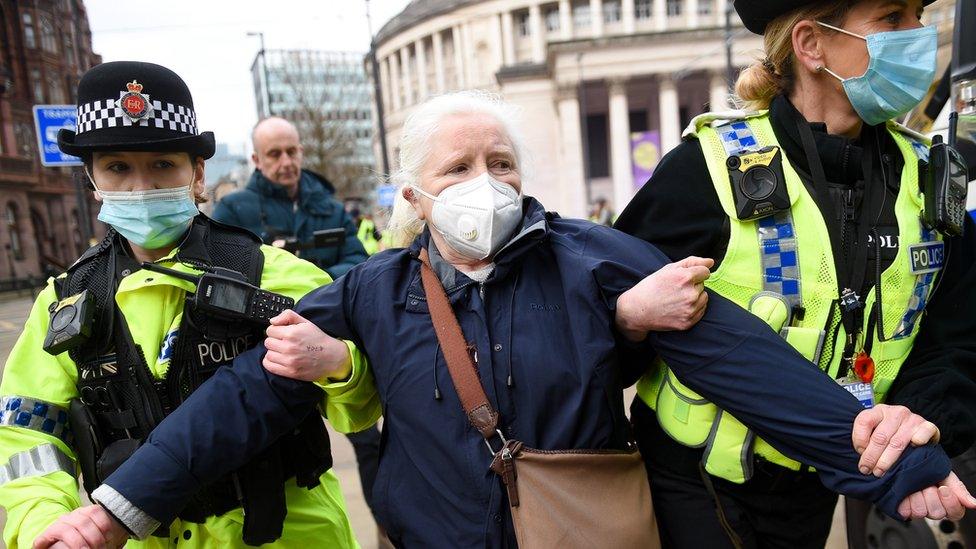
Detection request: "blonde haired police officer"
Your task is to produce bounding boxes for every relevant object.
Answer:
[0,61,372,548]
[615,0,976,547]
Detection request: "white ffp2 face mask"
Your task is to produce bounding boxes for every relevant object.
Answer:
[412,172,523,260]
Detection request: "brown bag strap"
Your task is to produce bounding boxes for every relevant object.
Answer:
[418,248,500,439]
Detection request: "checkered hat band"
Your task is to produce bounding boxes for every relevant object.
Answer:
[76,98,198,135]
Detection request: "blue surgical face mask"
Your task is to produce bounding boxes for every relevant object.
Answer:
[817,21,937,126]
[89,171,198,249]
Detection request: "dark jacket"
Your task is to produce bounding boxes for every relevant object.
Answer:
[103,198,950,548]
[615,95,976,457]
[212,169,367,278]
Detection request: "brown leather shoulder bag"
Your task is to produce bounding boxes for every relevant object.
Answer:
[418,249,660,549]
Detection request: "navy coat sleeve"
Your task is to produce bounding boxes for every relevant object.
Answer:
[101,268,364,525]
[579,224,951,519]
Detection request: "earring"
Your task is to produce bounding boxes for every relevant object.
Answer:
[815,65,825,72]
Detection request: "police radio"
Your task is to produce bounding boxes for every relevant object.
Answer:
[727,146,791,221]
[140,263,294,324]
[43,290,95,355]
[923,133,970,237]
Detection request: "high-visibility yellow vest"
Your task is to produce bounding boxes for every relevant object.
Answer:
[358,218,380,255]
[636,111,943,483]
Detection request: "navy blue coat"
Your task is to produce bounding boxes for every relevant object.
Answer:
[212,169,367,278]
[105,199,950,548]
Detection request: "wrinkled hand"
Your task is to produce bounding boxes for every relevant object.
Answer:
[898,472,976,521]
[853,404,941,477]
[33,504,127,549]
[264,309,352,382]
[615,256,714,341]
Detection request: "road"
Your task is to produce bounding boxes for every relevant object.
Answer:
[0,292,844,548]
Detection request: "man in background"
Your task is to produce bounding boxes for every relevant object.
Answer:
[213,117,367,278]
[213,117,382,531]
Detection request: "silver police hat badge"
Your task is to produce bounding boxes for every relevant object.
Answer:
[116,80,154,122]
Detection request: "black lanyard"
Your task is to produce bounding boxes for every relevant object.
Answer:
[794,119,879,358]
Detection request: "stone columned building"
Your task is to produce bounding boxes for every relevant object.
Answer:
[372,0,763,217]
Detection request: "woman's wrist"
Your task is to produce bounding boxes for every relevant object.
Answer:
[320,338,353,384]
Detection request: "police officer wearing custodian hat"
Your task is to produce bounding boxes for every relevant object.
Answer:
[0,61,366,547]
[615,0,976,547]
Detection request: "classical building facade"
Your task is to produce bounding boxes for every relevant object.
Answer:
[372,0,962,218]
[0,0,102,287]
[371,0,763,217]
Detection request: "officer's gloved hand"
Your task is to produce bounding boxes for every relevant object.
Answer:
[263,309,353,383]
[33,504,128,549]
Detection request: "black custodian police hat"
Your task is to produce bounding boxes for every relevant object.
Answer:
[735,0,938,35]
[58,61,215,159]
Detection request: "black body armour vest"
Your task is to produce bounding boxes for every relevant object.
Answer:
[56,216,332,546]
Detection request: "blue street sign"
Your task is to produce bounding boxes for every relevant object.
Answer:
[377,184,397,208]
[32,105,82,167]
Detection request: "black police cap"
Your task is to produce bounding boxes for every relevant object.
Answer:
[58,61,215,159]
[735,0,938,35]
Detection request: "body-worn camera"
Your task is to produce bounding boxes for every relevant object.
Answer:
[141,263,294,324]
[43,290,94,355]
[923,135,970,237]
[727,146,791,221]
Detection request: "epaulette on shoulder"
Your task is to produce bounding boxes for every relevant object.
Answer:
[683,109,768,139]
[65,229,116,274]
[886,120,931,146]
[202,214,263,244]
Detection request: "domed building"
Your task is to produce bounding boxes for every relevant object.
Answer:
[371,0,763,216]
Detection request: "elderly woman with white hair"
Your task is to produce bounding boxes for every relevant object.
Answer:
[66,91,963,548]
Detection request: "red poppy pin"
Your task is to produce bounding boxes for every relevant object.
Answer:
[116,80,154,122]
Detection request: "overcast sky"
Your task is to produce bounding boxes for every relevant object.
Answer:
[86,0,411,157]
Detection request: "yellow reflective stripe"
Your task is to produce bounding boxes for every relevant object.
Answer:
[0,443,74,486]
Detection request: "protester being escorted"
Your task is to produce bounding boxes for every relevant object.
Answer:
[212,117,368,278]
[614,0,976,546]
[210,116,383,525]
[63,91,970,549]
[0,61,361,549]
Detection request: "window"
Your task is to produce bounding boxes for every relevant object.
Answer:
[22,13,36,49]
[635,0,652,20]
[5,203,23,261]
[14,123,35,157]
[517,11,531,37]
[698,0,713,16]
[31,69,44,102]
[667,0,683,17]
[63,32,76,66]
[545,7,561,32]
[573,2,591,28]
[39,15,58,53]
[603,0,622,23]
[46,75,64,103]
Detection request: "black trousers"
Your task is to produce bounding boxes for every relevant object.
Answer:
[632,399,839,549]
